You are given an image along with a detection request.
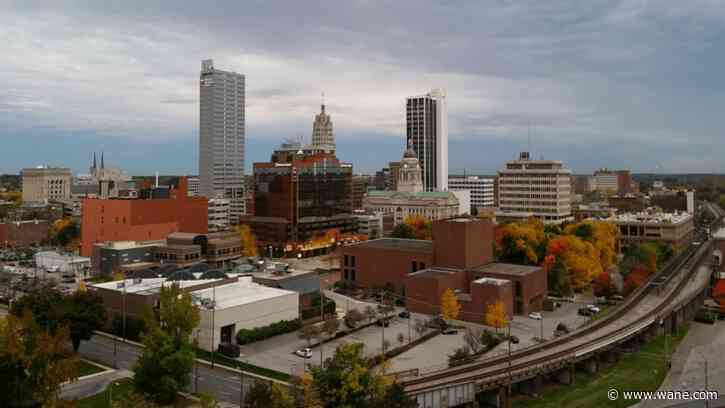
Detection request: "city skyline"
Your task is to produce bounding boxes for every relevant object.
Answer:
[4,2,725,175]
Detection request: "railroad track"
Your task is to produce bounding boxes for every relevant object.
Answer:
[404,211,722,393]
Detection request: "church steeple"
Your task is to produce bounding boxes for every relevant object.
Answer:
[92,152,97,170]
[101,152,104,169]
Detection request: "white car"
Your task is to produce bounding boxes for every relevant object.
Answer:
[586,305,601,313]
[295,348,313,359]
[528,312,542,320]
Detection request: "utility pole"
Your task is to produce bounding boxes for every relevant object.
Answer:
[540,315,544,340]
[507,321,512,408]
[211,283,216,369]
[381,291,385,354]
[240,363,246,408]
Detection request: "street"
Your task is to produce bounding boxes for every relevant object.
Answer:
[76,334,270,404]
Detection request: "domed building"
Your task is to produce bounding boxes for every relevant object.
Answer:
[363,143,460,226]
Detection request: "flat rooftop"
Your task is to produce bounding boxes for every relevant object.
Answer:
[604,211,692,225]
[346,238,433,252]
[191,277,296,309]
[91,278,221,295]
[408,267,462,279]
[713,227,725,240]
[473,262,542,276]
[473,277,510,286]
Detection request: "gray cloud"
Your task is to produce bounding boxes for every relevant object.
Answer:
[3,1,725,172]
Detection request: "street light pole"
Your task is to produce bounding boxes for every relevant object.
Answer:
[507,321,512,407]
[211,283,216,369]
[194,329,200,394]
[240,361,246,408]
[540,315,544,340]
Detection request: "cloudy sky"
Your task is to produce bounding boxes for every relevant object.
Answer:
[2,1,725,175]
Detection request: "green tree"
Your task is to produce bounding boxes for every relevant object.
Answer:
[390,223,416,239]
[311,343,389,408]
[11,285,107,351]
[371,382,417,408]
[133,284,200,404]
[62,291,107,351]
[246,382,294,408]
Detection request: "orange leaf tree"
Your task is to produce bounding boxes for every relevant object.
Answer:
[484,300,508,331]
[237,224,259,257]
[495,217,547,265]
[440,288,461,322]
[403,216,433,240]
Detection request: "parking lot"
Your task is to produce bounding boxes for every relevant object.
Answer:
[239,313,425,376]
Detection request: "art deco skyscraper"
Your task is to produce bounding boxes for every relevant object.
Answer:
[311,103,335,152]
[406,89,448,192]
[199,59,246,223]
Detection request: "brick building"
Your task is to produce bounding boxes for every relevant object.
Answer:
[0,219,49,247]
[80,178,208,256]
[340,217,546,322]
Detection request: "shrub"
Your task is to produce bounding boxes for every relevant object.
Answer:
[344,309,364,329]
[448,346,472,366]
[235,319,302,345]
[112,314,146,342]
[480,330,501,349]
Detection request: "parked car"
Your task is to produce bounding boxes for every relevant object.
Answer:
[509,335,520,344]
[528,312,542,320]
[376,319,390,327]
[295,348,313,359]
[586,304,601,313]
[218,342,240,358]
[398,310,411,319]
[578,307,594,317]
[609,295,624,302]
[442,328,459,335]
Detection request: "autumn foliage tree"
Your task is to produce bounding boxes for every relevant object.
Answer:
[49,217,80,250]
[402,216,433,240]
[0,312,78,407]
[237,224,259,257]
[494,217,547,265]
[484,300,508,331]
[440,288,461,322]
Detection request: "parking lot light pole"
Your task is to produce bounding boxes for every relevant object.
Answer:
[540,315,544,340]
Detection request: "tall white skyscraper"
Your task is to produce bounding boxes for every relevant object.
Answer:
[406,89,448,191]
[311,103,335,152]
[199,59,246,224]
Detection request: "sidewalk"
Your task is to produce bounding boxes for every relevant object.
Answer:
[61,369,133,401]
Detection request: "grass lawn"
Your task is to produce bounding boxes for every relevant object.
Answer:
[73,378,196,408]
[513,326,689,408]
[77,359,108,377]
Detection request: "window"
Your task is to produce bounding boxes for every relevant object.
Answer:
[344,255,349,267]
[515,281,522,297]
[350,255,356,267]
[411,261,418,273]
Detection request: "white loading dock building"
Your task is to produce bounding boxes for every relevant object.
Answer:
[192,276,299,351]
[34,251,91,278]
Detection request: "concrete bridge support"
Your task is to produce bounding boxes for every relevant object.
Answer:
[556,365,574,385]
[582,359,598,375]
[477,387,507,408]
[602,349,619,364]
[518,376,543,396]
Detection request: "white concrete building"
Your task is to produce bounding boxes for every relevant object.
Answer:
[199,59,245,225]
[406,89,448,191]
[448,176,495,211]
[208,198,231,232]
[354,213,384,239]
[451,190,471,216]
[34,251,91,277]
[191,277,298,350]
[497,152,573,224]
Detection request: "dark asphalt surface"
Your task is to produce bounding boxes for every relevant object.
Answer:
[77,335,264,404]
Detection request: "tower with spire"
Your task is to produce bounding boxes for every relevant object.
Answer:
[311,93,335,153]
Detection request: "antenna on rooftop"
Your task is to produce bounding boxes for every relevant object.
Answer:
[527,119,532,155]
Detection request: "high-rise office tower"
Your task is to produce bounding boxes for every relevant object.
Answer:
[311,103,335,152]
[406,89,448,192]
[199,59,246,224]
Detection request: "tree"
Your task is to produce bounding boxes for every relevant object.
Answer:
[371,382,417,408]
[413,319,426,338]
[463,328,483,353]
[237,224,259,257]
[391,223,416,239]
[485,301,508,332]
[293,373,322,408]
[402,216,432,240]
[48,217,80,249]
[311,343,389,408]
[133,284,199,404]
[199,392,220,408]
[344,309,364,329]
[448,346,472,365]
[62,291,107,351]
[298,324,320,346]
[440,288,461,322]
[364,305,378,323]
[323,318,340,339]
[246,382,294,408]
[10,284,107,351]
[0,312,78,407]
